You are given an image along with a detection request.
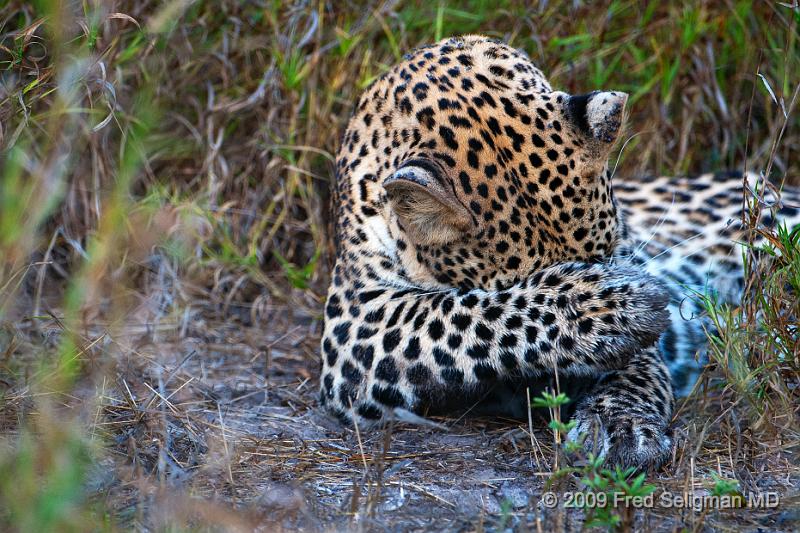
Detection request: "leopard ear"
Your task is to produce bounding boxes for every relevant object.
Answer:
[384,163,474,246]
[565,91,627,156]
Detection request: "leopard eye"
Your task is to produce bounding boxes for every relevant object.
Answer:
[396,158,447,185]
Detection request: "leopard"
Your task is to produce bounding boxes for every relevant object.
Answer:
[319,35,800,470]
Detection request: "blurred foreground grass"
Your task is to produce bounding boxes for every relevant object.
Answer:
[0,0,798,530]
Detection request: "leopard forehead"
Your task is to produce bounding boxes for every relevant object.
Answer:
[336,35,623,291]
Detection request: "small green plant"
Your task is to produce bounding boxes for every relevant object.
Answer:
[534,391,657,532]
[274,248,320,290]
[688,472,745,527]
[709,472,741,498]
[335,24,362,57]
[582,463,657,531]
[277,47,312,92]
[532,390,574,469]
[497,497,514,530]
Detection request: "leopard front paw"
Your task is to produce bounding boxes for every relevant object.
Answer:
[558,263,671,366]
[589,265,671,355]
[568,410,673,471]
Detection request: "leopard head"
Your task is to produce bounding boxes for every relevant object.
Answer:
[339,36,627,291]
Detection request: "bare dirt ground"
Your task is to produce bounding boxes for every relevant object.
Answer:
[60,301,796,532]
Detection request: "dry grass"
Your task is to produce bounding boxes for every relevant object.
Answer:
[0,0,799,531]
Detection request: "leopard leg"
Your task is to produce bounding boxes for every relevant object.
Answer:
[321,261,671,428]
[568,345,674,470]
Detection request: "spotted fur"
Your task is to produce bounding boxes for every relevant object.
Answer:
[320,36,800,469]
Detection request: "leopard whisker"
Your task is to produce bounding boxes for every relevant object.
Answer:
[621,192,678,265]
[640,232,706,267]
